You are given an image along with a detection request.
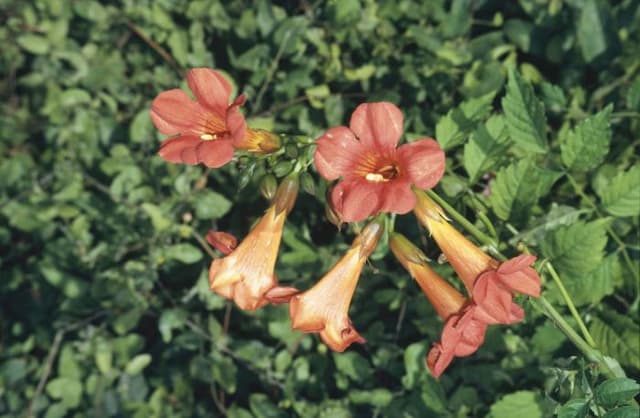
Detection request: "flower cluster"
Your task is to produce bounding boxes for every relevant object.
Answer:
[150,67,543,378]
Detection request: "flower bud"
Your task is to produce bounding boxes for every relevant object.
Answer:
[272,160,293,178]
[260,174,278,201]
[274,174,299,215]
[300,172,316,196]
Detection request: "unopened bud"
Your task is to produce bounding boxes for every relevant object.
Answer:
[285,144,298,159]
[355,219,384,258]
[324,202,342,228]
[236,128,281,153]
[260,174,278,201]
[300,172,316,196]
[389,233,430,269]
[414,190,448,228]
[272,160,293,178]
[274,174,299,215]
[206,231,238,255]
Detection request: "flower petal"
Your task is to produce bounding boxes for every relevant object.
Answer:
[379,180,417,214]
[397,138,446,189]
[157,135,201,164]
[227,94,248,145]
[497,255,541,297]
[426,343,455,378]
[195,139,235,168]
[349,102,404,153]
[314,127,364,181]
[186,68,232,115]
[472,272,515,325]
[331,178,381,222]
[150,89,205,135]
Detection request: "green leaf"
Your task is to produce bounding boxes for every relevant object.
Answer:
[333,352,372,382]
[46,377,83,408]
[402,342,428,389]
[590,312,640,370]
[463,116,510,183]
[17,34,50,54]
[166,243,203,264]
[141,203,172,232]
[348,389,393,407]
[576,0,615,63]
[125,354,152,375]
[595,378,640,408]
[194,190,232,219]
[547,254,622,307]
[597,165,640,217]
[557,399,590,418]
[211,352,237,394]
[602,406,640,418]
[510,204,588,247]
[561,105,612,171]
[436,91,496,150]
[158,308,188,343]
[489,159,561,222]
[501,68,547,153]
[540,219,609,279]
[489,391,543,418]
[249,393,285,418]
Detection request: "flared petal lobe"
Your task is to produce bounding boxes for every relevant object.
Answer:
[397,139,446,189]
[288,220,384,351]
[314,127,364,181]
[187,68,232,115]
[349,102,404,154]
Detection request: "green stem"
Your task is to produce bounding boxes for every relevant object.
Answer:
[535,297,619,380]
[190,228,218,260]
[544,262,597,348]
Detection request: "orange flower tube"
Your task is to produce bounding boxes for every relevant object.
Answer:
[208,175,299,311]
[390,233,489,377]
[413,191,541,325]
[288,219,384,352]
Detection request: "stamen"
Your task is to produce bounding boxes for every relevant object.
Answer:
[365,173,386,182]
[200,133,217,141]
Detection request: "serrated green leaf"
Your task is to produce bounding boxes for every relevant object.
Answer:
[501,68,547,153]
[590,312,640,370]
[598,165,640,217]
[547,253,622,307]
[489,391,543,418]
[510,204,588,247]
[557,399,590,418]
[540,219,609,279]
[595,378,640,408]
[561,105,612,171]
[463,117,510,183]
[489,159,561,222]
[436,91,496,150]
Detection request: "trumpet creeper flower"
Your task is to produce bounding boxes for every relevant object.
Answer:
[314,102,445,222]
[208,176,299,310]
[288,220,384,351]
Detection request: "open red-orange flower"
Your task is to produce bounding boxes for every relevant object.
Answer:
[414,191,541,325]
[288,219,384,351]
[208,175,299,310]
[314,102,445,222]
[151,68,247,168]
[390,233,488,377]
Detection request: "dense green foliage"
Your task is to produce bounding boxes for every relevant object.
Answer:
[1,0,639,417]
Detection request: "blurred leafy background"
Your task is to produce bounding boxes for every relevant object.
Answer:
[1,0,639,417]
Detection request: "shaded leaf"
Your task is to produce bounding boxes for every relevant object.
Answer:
[561,105,612,171]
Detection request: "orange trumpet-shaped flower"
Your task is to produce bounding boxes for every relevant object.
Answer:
[390,233,488,377]
[414,191,541,325]
[288,219,384,352]
[208,175,299,311]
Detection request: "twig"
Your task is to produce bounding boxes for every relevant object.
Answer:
[125,20,183,76]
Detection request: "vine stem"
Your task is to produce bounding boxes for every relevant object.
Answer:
[544,262,597,348]
[428,190,623,378]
